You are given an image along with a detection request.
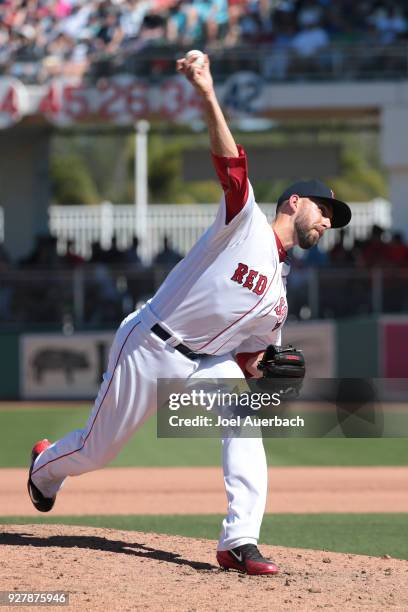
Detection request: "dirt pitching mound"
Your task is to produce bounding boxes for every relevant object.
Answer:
[1,525,407,611]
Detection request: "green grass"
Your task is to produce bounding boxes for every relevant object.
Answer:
[1,514,407,560]
[1,405,408,468]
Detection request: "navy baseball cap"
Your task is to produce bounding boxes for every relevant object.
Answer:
[277,179,352,229]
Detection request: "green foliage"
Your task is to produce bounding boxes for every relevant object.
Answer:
[50,154,100,204]
[52,133,129,203]
[127,135,222,204]
[253,179,289,204]
[180,181,222,204]
[49,129,388,205]
[326,149,388,202]
[252,145,387,204]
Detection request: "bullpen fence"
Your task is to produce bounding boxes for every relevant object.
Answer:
[0,266,407,333]
[48,199,391,262]
[1,315,408,399]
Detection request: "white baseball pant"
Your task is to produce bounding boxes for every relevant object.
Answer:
[31,304,268,550]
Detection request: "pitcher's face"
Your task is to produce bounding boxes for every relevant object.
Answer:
[295,197,333,249]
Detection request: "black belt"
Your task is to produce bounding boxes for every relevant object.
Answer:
[151,324,210,361]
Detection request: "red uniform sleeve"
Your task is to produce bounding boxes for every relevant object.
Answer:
[211,145,249,224]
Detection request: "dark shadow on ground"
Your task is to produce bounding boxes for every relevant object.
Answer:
[0,531,218,572]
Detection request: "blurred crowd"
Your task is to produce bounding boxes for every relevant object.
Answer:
[0,0,407,83]
[288,225,408,318]
[0,233,183,325]
[1,224,408,326]
[298,225,408,270]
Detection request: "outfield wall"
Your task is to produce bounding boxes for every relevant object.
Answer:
[0,316,406,399]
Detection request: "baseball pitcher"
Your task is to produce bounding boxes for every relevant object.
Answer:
[27,53,351,575]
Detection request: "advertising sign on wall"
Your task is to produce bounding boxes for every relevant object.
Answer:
[20,333,114,399]
[0,77,29,128]
[19,321,335,399]
[0,72,269,128]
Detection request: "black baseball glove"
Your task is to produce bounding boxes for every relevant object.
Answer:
[256,344,305,397]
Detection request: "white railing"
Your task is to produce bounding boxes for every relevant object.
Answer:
[48,198,391,262]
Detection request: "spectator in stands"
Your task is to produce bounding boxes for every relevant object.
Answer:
[19,235,62,269]
[204,0,229,46]
[367,3,407,44]
[302,243,328,268]
[237,0,268,45]
[15,235,66,325]
[85,262,124,324]
[89,240,106,264]
[153,235,183,265]
[138,13,167,45]
[123,236,143,265]
[328,229,356,267]
[387,232,408,266]
[166,1,189,44]
[63,239,85,268]
[2,0,408,83]
[262,11,296,80]
[297,0,323,32]
[120,0,152,41]
[290,17,330,74]
[103,236,124,265]
[222,0,245,47]
[95,8,124,53]
[360,224,389,268]
[166,0,227,46]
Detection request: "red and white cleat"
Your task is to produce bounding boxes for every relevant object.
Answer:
[217,544,279,575]
[27,439,56,513]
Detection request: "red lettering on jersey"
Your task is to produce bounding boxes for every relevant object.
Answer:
[253,275,267,296]
[270,297,288,331]
[231,262,248,284]
[274,297,286,316]
[273,296,288,330]
[243,269,258,290]
[231,264,268,296]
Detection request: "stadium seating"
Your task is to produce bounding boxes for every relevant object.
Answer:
[0,0,407,83]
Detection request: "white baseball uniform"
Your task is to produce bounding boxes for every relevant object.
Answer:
[31,145,289,551]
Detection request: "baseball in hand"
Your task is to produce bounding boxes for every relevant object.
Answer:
[185,50,205,66]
